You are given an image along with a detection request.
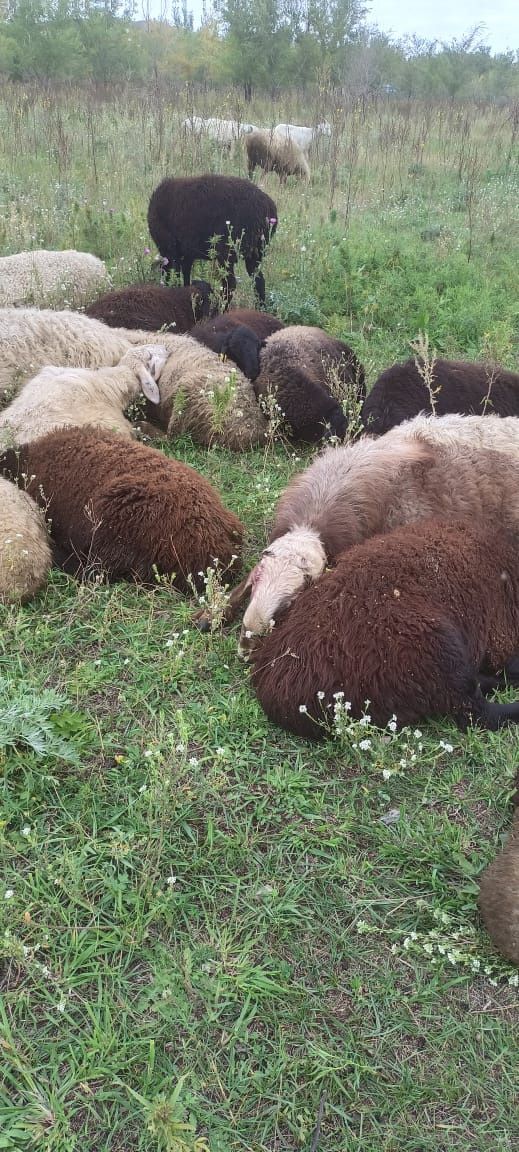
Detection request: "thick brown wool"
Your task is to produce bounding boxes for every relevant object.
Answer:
[362,358,519,435]
[85,281,213,332]
[0,428,243,590]
[147,175,277,306]
[251,519,519,737]
[479,801,519,966]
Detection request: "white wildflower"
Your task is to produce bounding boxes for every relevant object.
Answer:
[359,739,371,750]
[4,889,14,900]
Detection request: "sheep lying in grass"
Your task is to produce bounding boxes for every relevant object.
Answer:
[479,783,519,965]
[207,323,365,443]
[0,307,163,408]
[250,518,519,735]
[0,428,244,589]
[362,357,519,434]
[0,250,109,308]
[246,131,310,183]
[85,280,214,332]
[0,477,52,604]
[191,309,285,382]
[145,335,268,451]
[0,345,167,446]
[194,412,519,645]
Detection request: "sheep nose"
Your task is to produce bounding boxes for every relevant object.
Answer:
[238,630,258,659]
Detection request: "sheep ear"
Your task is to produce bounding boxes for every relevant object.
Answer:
[140,372,161,404]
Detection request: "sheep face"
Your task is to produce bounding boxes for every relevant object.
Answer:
[123,344,169,403]
[238,527,327,657]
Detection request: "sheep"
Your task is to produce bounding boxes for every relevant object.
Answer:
[0,249,109,308]
[147,175,278,307]
[0,306,166,408]
[144,334,268,451]
[194,412,519,646]
[191,309,284,381]
[249,518,519,736]
[250,326,365,443]
[0,476,52,604]
[273,121,331,154]
[205,323,364,442]
[0,345,167,446]
[0,427,244,590]
[183,117,258,150]
[479,783,519,965]
[84,280,214,332]
[246,131,310,183]
[362,357,519,435]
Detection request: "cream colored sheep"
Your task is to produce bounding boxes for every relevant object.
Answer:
[0,307,169,409]
[0,477,52,604]
[149,335,268,451]
[0,250,109,308]
[0,345,168,446]
[246,130,310,183]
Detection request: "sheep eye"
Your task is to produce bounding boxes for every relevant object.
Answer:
[263,548,273,558]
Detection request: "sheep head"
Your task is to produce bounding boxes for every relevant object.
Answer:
[238,527,327,658]
[123,344,169,403]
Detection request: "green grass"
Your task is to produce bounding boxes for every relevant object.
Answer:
[1,85,519,1151]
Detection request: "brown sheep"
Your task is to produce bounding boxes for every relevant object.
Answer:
[0,428,243,591]
[249,518,519,736]
[362,357,519,435]
[479,779,519,966]
[147,175,278,307]
[85,280,214,332]
[246,130,310,183]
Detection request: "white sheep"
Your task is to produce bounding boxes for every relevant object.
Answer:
[0,250,110,308]
[273,121,331,154]
[0,477,52,604]
[0,307,169,408]
[146,334,268,451]
[182,116,258,150]
[0,345,167,446]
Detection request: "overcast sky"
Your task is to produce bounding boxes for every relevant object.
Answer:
[138,0,519,55]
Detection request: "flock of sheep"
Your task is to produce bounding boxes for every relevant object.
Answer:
[1,164,518,969]
[182,116,331,182]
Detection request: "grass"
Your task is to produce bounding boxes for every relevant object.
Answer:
[1,83,519,1151]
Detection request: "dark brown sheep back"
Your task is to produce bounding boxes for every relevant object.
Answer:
[192,309,284,354]
[1,428,243,590]
[251,518,519,737]
[85,281,213,332]
[362,358,519,435]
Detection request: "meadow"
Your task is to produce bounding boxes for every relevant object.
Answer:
[0,81,519,1151]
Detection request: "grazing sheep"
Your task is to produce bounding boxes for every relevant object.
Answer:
[0,306,164,408]
[246,131,310,183]
[145,335,268,451]
[0,345,166,446]
[362,357,519,435]
[249,518,519,736]
[273,121,331,154]
[0,428,244,589]
[0,477,52,604]
[195,412,519,645]
[147,175,278,306]
[479,786,519,965]
[0,250,109,308]
[85,280,214,332]
[183,117,258,150]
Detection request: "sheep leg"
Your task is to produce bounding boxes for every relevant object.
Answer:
[459,685,519,730]
[182,259,193,287]
[191,572,251,632]
[479,655,519,694]
[245,253,266,306]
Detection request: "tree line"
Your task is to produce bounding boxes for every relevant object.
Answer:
[0,0,517,100]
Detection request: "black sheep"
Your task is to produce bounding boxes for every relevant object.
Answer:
[362,357,519,436]
[147,175,278,308]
